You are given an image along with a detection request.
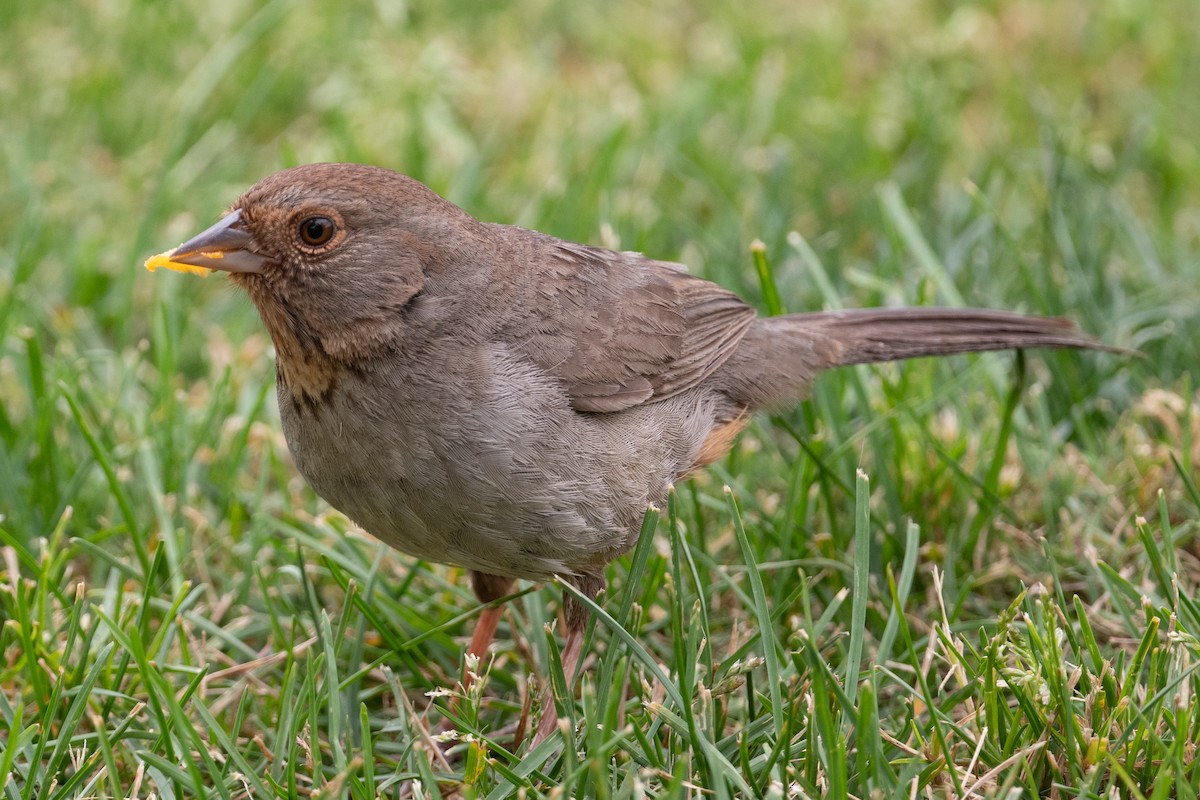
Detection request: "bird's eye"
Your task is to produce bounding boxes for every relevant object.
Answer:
[298,216,336,247]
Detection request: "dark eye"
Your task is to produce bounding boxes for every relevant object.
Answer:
[298,216,335,247]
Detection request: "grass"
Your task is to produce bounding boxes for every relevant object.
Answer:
[1,0,1198,796]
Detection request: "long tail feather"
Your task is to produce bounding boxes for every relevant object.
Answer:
[718,307,1122,410]
[796,307,1115,367]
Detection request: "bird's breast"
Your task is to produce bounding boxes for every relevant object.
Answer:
[274,341,730,580]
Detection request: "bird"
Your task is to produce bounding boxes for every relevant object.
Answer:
[147,162,1110,744]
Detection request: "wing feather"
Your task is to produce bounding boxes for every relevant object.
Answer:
[512,237,756,413]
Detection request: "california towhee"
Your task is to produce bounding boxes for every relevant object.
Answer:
[148,163,1108,742]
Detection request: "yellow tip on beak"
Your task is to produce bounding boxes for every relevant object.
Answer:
[144,209,266,276]
[144,250,214,277]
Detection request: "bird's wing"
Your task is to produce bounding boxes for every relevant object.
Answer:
[513,238,757,413]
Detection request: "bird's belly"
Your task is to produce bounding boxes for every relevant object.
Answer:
[275,347,722,581]
[279,395,566,578]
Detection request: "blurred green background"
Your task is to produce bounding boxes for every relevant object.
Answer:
[2,0,1198,797]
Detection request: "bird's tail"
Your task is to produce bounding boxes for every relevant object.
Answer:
[718,307,1117,409]
[794,307,1108,367]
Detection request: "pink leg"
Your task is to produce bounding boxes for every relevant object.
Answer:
[462,605,504,690]
[531,573,604,746]
[533,622,584,743]
[458,571,514,694]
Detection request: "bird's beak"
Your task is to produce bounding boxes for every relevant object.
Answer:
[144,209,267,276]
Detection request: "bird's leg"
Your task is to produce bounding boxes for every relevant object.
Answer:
[435,572,515,743]
[533,572,604,745]
[463,571,515,691]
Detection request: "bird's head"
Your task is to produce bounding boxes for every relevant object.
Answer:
[149,163,485,391]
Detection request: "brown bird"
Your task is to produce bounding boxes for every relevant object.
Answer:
[149,163,1108,743]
